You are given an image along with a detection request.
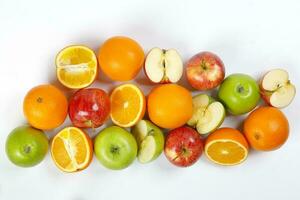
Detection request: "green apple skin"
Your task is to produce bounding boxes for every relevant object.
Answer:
[132,120,164,163]
[218,73,260,115]
[94,126,137,170]
[6,126,49,167]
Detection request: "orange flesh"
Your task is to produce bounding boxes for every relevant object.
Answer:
[51,127,91,172]
[56,46,97,89]
[206,140,247,165]
[111,84,145,126]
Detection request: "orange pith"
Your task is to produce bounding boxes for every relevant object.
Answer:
[110,84,146,127]
[205,128,249,166]
[51,127,93,172]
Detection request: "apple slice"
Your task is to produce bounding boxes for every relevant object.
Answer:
[132,120,164,163]
[187,94,225,135]
[144,48,183,83]
[260,68,296,108]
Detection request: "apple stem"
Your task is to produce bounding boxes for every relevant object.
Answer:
[110,145,120,154]
[24,145,31,154]
[148,129,155,136]
[237,85,245,93]
[200,60,208,70]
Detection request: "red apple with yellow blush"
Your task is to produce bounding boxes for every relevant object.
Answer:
[164,126,203,167]
[186,51,225,90]
[69,88,110,128]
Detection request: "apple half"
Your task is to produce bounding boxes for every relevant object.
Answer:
[260,69,296,108]
[187,94,225,135]
[132,120,164,163]
[144,47,183,83]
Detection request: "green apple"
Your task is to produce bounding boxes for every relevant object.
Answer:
[218,73,260,115]
[132,120,164,163]
[94,126,137,170]
[6,126,49,167]
[187,94,225,134]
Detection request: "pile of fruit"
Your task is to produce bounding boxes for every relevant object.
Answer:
[5,36,296,171]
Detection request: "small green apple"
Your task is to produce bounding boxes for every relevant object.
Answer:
[218,73,260,115]
[187,94,225,134]
[94,126,137,170]
[6,126,49,167]
[132,120,164,163]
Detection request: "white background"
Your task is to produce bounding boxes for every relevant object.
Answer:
[0,0,299,199]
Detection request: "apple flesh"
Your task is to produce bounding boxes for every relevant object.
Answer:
[186,51,225,90]
[164,126,203,167]
[69,88,110,128]
[132,120,164,163]
[187,94,225,135]
[94,126,137,170]
[260,69,296,108]
[144,47,183,83]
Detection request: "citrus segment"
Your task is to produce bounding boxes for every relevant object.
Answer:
[56,45,97,89]
[51,127,93,172]
[110,84,146,127]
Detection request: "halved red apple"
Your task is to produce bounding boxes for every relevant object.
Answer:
[144,48,183,83]
[260,68,296,108]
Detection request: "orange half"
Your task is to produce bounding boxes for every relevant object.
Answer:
[110,84,146,127]
[51,127,93,172]
[204,128,249,166]
[56,45,97,89]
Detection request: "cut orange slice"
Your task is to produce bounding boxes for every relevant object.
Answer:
[110,83,146,127]
[51,127,93,172]
[56,45,97,89]
[204,128,249,166]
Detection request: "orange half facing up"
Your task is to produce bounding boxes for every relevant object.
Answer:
[110,83,146,127]
[56,45,98,89]
[51,127,93,172]
[205,128,249,166]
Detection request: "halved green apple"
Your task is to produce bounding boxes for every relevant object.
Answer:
[187,94,225,135]
[132,120,164,163]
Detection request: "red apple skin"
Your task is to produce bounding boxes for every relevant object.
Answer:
[69,88,110,128]
[259,83,273,106]
[164,126,203,167]
[186,51,225,90]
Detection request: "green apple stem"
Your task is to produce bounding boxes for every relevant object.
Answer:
[24,145,31,154]
[237,85,249,94]
[110,145,120,154]
[148,129,155,136]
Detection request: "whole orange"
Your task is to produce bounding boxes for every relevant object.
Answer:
[23,84,68,130]
[98,36,144,81]
[243,106,289,151]
[147,84,193,129]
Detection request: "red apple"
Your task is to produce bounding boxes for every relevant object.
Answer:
[186,51,225,90]
[144,48,183,83]
[69,88,110,128]
[164,126,203,167]
[260,68,296,108]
